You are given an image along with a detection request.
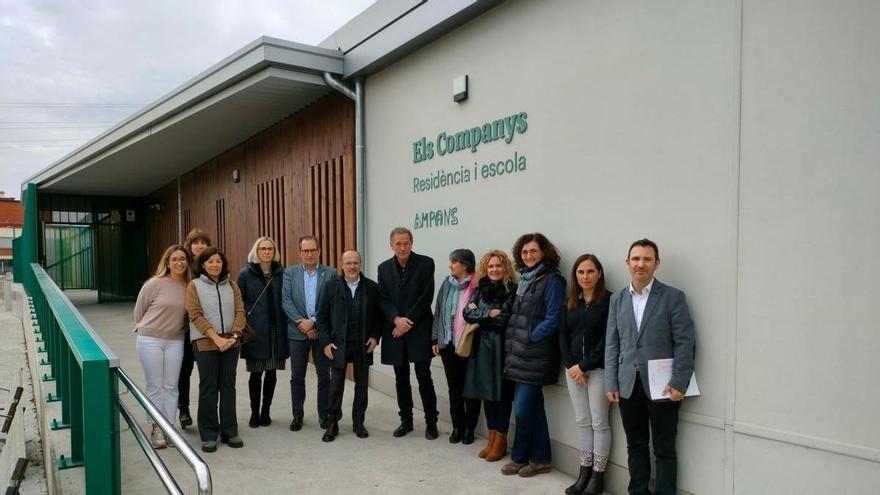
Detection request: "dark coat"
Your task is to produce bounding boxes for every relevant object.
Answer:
[504,270,565,385]
[316,274,383,369]
[462,278,516,401]
[236,262,289,362]
[377,252,435,365]
[560,292,611,372]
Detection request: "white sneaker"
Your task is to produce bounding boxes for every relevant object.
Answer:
[150,427,167,449]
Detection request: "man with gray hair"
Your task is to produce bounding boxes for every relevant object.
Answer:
[377,227,439,439]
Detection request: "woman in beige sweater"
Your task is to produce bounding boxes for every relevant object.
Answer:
[134,244,191,448]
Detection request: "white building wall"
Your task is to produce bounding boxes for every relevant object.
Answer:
[734,1,880,494]
[361,1,879,493]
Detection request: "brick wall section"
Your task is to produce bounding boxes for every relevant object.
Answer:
[0,198,24,228]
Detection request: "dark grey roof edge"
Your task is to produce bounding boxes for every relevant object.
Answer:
[24,36,344,188]
[319,0,504,78]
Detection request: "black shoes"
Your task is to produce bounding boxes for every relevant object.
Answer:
[393,421,414,438]
[461,428,475,445]
[179,407,193,429]
[583,470,604,495]
[289,416,303,431]
[392,420,436,439]
[319,415,331,429]
[449,428,462,444]
[425,423,439,440]
[566,465,592,494]
[220,436,244,448]
[354,424,369,439]
[259,407,272,427]
[249,410,260,429]
[322,421,339,442]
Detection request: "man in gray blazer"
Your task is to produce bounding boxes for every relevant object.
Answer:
[282,235,335,431]
[605,239,695,495]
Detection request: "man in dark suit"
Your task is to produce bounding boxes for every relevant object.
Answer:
[377,227,439,439]
[281,235,335,431]
[317,250,382,441]
[605,239,696,495]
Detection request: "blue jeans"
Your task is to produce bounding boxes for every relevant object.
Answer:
[510,383,551,464]
[288,339,330,419]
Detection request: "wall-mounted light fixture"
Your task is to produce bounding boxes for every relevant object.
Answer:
[232,169,240,183]
[453,75,468,103]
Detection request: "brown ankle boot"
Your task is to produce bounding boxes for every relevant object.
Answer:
[486,432,507,462]
[479,430,497,458]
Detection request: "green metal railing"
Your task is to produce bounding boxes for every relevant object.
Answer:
[26,262,213,494]
[27,262,122,493]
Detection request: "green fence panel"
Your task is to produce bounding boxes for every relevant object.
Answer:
[44,225,94,290]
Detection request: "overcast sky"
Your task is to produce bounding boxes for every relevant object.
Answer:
[0,0,373,200]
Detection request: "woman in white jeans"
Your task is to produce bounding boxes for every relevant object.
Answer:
[560,253,612,495]
[134,244,191,448]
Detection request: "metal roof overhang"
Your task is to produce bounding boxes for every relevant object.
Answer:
[25,37,345,197]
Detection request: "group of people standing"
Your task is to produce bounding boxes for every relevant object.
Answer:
[133,226,695,495]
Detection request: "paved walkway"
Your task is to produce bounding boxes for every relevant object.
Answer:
[0,307,48,495]
[68,291,574,494]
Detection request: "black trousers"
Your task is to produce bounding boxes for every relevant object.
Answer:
[439,345,481,430]
[618,373,681,495]
[328,342,369,426]
[392,343,438,424]
[483,379,515,433]
[193,346,239,442]
[178,332,195,408]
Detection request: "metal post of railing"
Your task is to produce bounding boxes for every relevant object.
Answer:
[81,360,120,493]
[117,368,212,495]
[68,355,84,464]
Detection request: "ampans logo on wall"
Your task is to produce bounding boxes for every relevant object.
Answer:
[410,111,530,230]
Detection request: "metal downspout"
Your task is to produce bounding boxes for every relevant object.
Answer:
[177,176,183,243]
[323,72,365,256]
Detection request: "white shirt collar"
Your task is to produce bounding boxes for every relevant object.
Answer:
[346,276,360,287]
[629,278,655,296]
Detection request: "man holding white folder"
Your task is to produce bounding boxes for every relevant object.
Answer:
[605,239,696,495]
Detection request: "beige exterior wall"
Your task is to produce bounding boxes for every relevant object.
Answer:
[361,1,880,493]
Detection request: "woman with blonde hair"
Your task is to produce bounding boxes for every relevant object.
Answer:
[463,249,518,461]
[133,244,191,448]
[237,236,288,428]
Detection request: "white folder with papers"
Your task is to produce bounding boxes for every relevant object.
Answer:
[647,358,700,401]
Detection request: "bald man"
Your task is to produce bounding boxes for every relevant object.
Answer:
[316,250,382,441]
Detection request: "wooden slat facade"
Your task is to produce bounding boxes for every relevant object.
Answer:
[144,93,355,272]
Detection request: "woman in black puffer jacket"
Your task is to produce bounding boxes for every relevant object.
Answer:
[500,233,565,479]
[237,237,288,428]
[462,249,518,462]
